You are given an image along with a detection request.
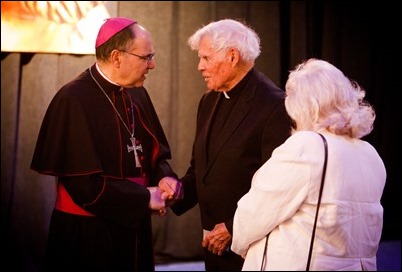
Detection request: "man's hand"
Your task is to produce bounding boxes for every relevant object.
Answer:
[158,176,183,204]
[147,186,167,216]
[202,223,231,256]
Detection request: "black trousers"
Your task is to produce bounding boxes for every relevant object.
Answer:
[203,247,244,271]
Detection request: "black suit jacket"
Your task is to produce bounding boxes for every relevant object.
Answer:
[172,68,291,234]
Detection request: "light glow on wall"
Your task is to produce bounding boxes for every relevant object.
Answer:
[1,1,117,55]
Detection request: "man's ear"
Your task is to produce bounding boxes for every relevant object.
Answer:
[230,48,240,65]
[111,49,122,66]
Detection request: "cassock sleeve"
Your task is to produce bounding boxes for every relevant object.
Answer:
[170,159,198,215]
[61,175,150,228]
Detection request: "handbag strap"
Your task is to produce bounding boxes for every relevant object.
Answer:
[306,133,328,271]
[261,133,328,271]
[260,232,270,270]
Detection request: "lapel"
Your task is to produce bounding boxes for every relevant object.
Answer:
[198,76,256,181]
[208,93,251,161]
[197,92,221,171]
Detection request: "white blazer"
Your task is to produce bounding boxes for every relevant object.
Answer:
[231,131,386,271]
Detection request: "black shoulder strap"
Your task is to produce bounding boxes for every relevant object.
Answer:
[306,133,328,271]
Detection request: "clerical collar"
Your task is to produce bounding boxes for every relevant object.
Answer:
[95,63,120,87]
[222,68,253,99]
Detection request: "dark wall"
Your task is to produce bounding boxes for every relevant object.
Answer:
[282,1,398,240]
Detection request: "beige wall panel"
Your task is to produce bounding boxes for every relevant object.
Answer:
[12,53,60,269]
[175,1,211,175]
[214,1,249,20]
[151,1,213,261]
[119,1,175,135]
[57,55,96,89]
[1,53,20,220]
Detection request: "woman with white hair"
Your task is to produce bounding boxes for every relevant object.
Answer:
[231,58,386,271]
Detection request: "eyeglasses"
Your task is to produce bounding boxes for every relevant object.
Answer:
[120,50,155,63]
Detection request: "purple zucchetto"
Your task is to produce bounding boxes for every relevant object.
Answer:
[95,17,137,48]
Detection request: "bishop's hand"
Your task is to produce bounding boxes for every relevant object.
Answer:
[147,186,167,216]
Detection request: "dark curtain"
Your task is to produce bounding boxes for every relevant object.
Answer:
[277,1,398,240]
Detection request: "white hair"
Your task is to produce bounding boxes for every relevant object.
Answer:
[285,58,375,139]
[187,19,261,62]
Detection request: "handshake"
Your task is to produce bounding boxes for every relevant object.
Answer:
[147,176,183,216]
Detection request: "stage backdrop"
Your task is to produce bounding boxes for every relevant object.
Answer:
[1,1,117,54]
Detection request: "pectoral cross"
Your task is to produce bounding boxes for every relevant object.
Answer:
[127,136,143,168]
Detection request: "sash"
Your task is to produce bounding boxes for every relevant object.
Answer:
[55,177,148,216]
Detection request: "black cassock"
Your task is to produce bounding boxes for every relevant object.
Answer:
[31,64,177,271]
